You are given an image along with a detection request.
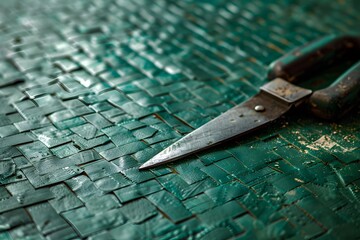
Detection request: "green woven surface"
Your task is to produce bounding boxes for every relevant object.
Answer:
[0,0,360,239]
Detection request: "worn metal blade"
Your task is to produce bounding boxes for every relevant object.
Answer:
[139,92,292,170]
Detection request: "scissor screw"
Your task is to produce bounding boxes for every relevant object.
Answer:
[254,105,265,112]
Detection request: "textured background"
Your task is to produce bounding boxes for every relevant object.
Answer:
[0,0,360,239]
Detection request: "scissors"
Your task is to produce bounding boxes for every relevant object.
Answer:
[140,34,360,170]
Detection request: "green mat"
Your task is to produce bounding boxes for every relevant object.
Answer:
[0,0,360,239]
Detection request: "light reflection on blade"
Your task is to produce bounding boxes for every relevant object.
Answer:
[139,93,291,170]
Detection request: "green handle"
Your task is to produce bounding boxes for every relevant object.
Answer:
[268,34,360,119]
[309,61,360,119]
[268,34,360,82]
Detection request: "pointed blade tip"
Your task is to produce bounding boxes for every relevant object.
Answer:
[139,163,151,170]
[139,152,169,170]
[139,157,159,170]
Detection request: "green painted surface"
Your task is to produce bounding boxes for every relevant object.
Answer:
[0,0,360,239]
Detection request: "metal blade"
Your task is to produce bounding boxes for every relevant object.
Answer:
[139,92,291,170]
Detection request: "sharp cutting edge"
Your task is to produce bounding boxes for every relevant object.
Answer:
[139,34,360,170]
[139,79,312,169]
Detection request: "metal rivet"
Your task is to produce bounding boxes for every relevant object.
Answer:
[254,105,265,112]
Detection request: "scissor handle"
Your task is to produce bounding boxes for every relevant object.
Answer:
[267,34,360,119]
